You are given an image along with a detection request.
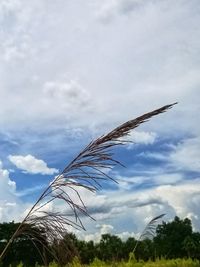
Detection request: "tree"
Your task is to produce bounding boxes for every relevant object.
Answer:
[154,216,193,258]
[182,232,200,259]
[98,234,123,261]
[182,236,196,258]
[51,233,79,266]
[0,222,45,267]
[124,237,137,260]
[77,240,96,264]
[135,239,154,261]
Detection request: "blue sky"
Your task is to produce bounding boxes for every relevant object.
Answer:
[0,0,200,242]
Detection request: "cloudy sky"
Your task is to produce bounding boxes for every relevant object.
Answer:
[0,0,200,241]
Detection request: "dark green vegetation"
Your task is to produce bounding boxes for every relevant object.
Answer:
[1,216,200,266]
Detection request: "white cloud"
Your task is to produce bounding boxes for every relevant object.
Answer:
[153,180,200,231]
[0,0,198,138]
[116,231,136,241]
[153,173,183,185]
[15,184,46,197]
[65,176,200,240]
[0,0,23,15]
[97,223,114,235]
[8,154,58,175]
[138,151,167,161]
[0,160,28,222]
[43,79,90,107]
[76,225,136,242]
[135,136,200,173]
[170,137,200,172]
[77,224,114,242]
[126,130,157,148]
[0,161,16,198]
[96,0,147,23]
[116,172,183,191]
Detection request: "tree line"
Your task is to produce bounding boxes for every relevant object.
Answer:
[0,216,200,266]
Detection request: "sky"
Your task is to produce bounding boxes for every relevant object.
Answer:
[0,0,200,242]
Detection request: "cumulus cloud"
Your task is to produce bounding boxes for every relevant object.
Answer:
[76,224,136,242]
[96,0,146,23]
[0,161,16,198]
[138,151,167,161]
[8,154,58,175]
[77,224,114,242]
[43,79,90,107]
[15,184,46,197]
[0,0,198,137]
[97,224,114,235]
[116,172,183,191]
[64,175,200,240]
[170,137,200,172]
[140,136,200,173]
[126,130,157,149]
[0,160,28,222]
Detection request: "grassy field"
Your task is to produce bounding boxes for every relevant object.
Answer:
[15,258,200,267]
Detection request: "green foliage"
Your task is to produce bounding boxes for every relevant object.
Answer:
[5,258,200,267]
[90,258,107,267]
[142,258,200,267]
[88,258,200,267]
[77,240,96,264]
[98,234,123,261]
[2,216,200,266]
[68,257,82,267]
[48,261,59,267]
[52,233,79,266]
[128,252,137,264]
[154,216,194,258]
[0,222,44,267]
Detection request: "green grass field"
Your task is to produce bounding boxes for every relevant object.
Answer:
[16,258,200,267]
